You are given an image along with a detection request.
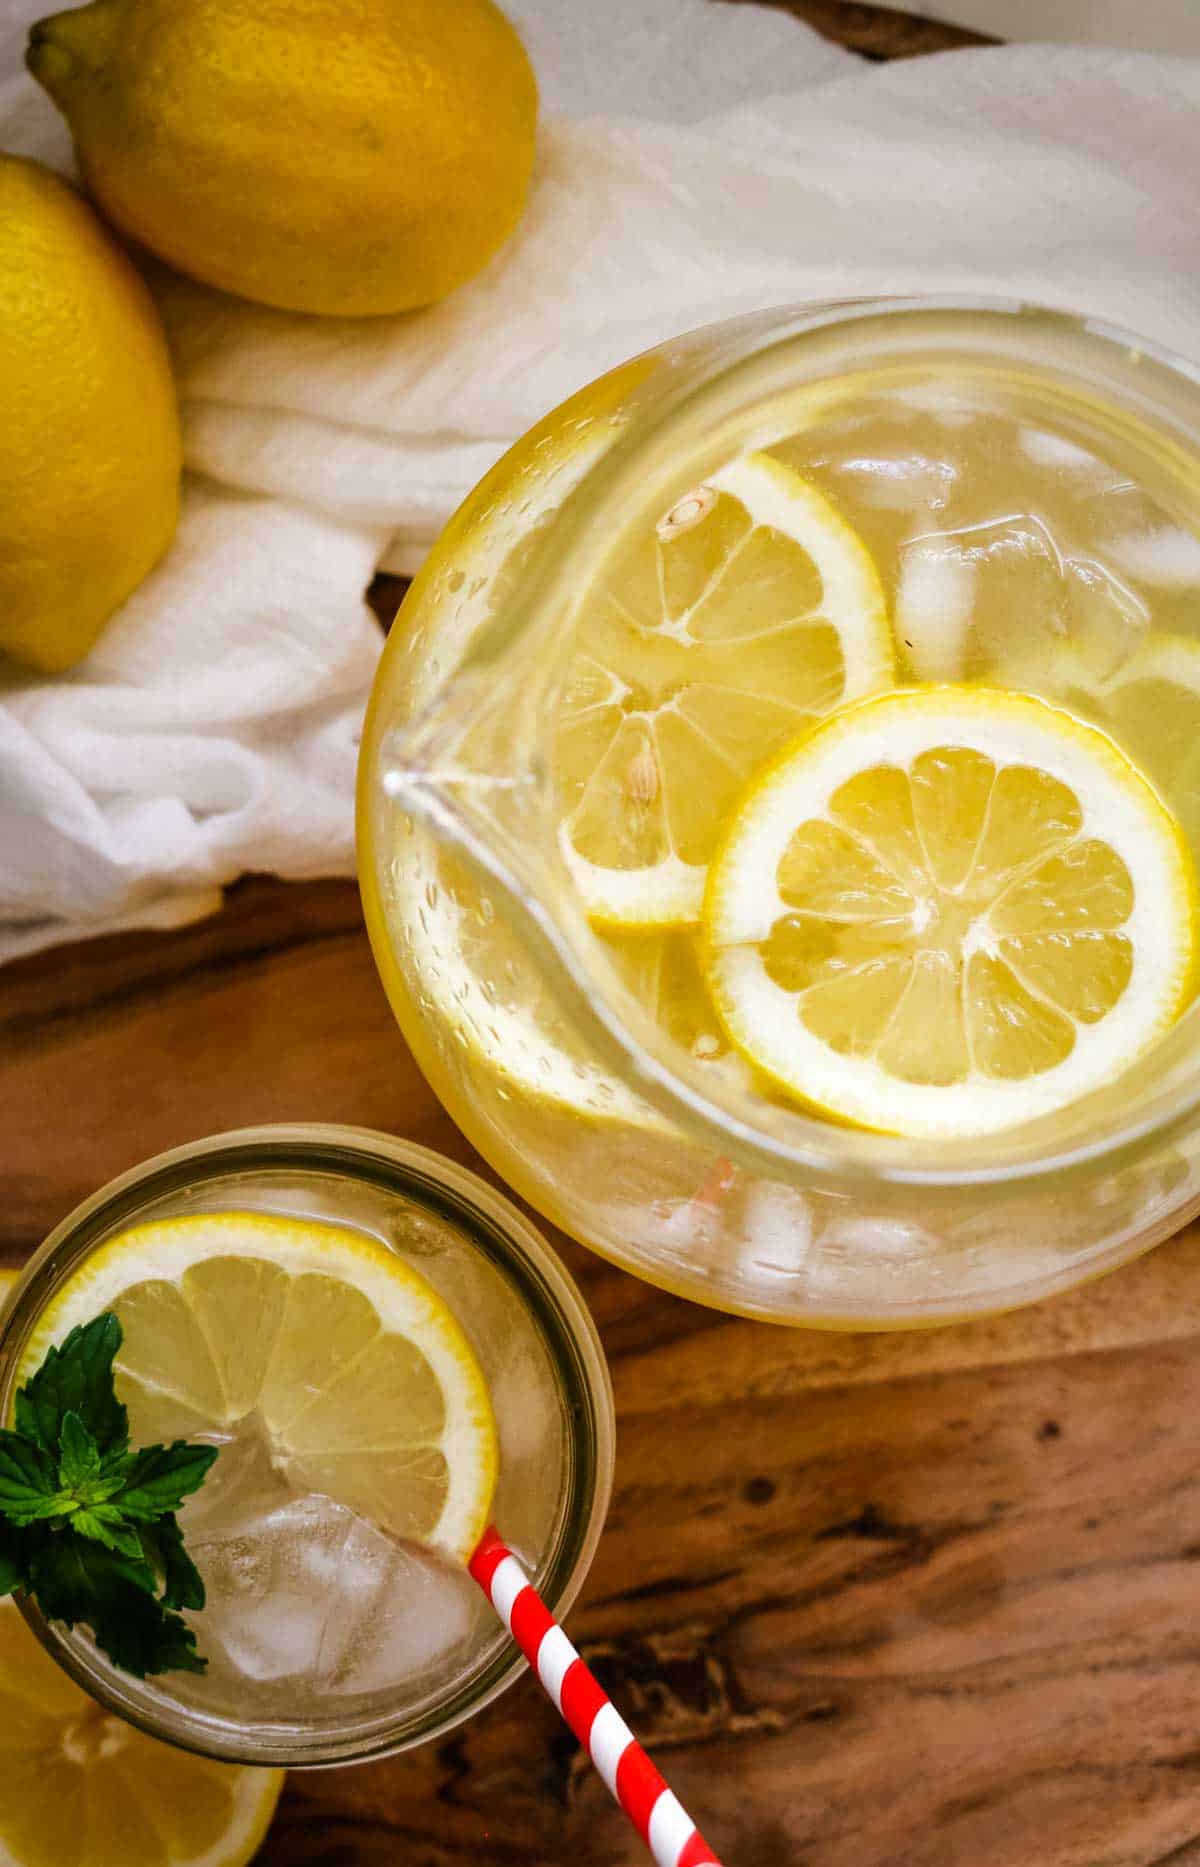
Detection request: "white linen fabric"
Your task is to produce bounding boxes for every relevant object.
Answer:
[0,0,1197,957]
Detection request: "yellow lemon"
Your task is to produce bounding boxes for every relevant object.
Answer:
[0,154,180,674]
[28,0,539,317]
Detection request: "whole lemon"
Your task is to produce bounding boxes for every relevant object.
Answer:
[27,0,539,318]
[0,154,180,674]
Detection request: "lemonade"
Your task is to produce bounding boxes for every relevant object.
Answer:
[361,301,1200,1324]
[0,1129,613,1765]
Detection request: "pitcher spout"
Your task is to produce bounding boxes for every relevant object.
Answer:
[373,657,560,929]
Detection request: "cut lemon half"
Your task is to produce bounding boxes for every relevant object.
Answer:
[0,1271,285,1867]
[704,686,1196,1138]
[16,1215,498,1566]
[554,452,894,929]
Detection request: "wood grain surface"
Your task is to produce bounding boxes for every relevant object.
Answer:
[8,6,1199,1867]
[725,0,995,60]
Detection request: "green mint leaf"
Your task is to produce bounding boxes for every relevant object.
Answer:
[98,1443,134,1482]
[3,1311,217,1678]
[28,1530,204,1677]
[4,1495,72,1525]
[16,1314,128,1460]
[29,1526,157,1617]
[141,1514,206,1613]
[80,1471,131,1507]
[117,1442,219,1521]
[72,1506,147,1563]
[0,1520,28,1597]
[102,1595,207,1678]
[58,1412,102,1491]
[0,1430,60,1524]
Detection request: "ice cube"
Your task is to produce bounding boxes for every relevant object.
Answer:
[817,1216,934,1261]
[814,451,958,512]
[1062,553,1149,679]
[192,1488,480,1701]
[804,1214,940,1302]
[895,510,1151,687]
[194,1495,353,1684]
[321,1522,477,1694]
[1018,427,1104,472]
[739,1182,813,1283]
[489,1344,553,1465]
[635,1194,724,1260]
[180,1424,291,1542]
[1105,527,1200,587]
[896,536,976,680]
[890,381,994,427]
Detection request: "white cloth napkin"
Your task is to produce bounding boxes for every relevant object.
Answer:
[2,0,1199,960]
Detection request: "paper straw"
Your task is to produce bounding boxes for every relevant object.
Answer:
[470,1527,723,1867]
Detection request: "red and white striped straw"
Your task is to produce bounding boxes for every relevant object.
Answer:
[470,1527,723,1867]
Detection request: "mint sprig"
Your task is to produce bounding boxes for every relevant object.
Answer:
[0,1312,218,1677]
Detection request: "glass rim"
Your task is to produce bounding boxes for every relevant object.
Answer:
[378,293,1200,1196]
[0,1124,615,1767]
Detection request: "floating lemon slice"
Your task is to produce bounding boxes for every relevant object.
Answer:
[0,1605,282,1867]
[704,686,1196,1138]
[17,1214,498,1566]
[0,1272,285,1867]
[554,453,894,930]
[599,927,757,1097]
[1055,633,1200,856]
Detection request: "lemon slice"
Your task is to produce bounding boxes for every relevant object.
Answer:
[599,927,757,1096]
[704,686,1196,1137]
[17,1214,498,1566]
[0,1271,285,1867]
[1055,633,1200,856]
[0,1605,282,1867]
[554,452,894,929]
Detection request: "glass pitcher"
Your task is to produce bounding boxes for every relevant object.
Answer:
[359,298,1200,1327]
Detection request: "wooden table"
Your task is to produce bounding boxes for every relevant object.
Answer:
[8,5,1200,1864]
